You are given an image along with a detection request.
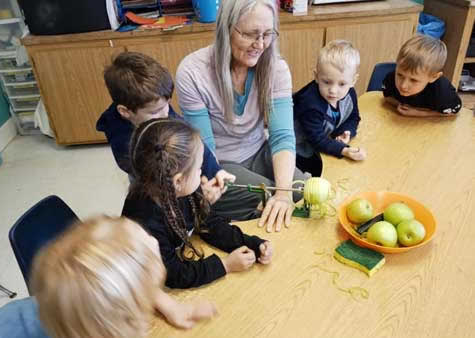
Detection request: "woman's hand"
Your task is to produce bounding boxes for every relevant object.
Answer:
[258,241,273,264]
[258,191,294,233]
[200,170,235,204]
[222,246,256,273]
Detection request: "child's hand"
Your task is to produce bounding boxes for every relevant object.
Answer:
[342,146,367,161]
[397,103,419,116]
[164,300,218,329]
[397,104,450,117]
[214,169,236,190]
[258,241,273,264]
[335,130,351,144]
[155,290,217,329]
[201,176,222,204]
[201,170,236,204]
[222,246,256,273]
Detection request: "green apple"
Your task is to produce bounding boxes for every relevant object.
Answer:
[366,221,398,247]
[397,219,426,246]
[346,198,374,224]
[383,202,414,226]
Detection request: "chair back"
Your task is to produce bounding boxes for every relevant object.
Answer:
[367,62,397,91]
[9,195,79,292]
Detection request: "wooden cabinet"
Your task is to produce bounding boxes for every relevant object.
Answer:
[424,0,475,88]
[30,43,124,144]
[23,0,421,145]
[279,23,325,93]
[124,31,215,111]
[326,16,417,95]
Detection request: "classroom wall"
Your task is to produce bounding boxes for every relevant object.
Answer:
[0,88,9,127]
[0,87,17,152]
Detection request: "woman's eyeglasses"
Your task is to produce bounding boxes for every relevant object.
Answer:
[234,27,279,45]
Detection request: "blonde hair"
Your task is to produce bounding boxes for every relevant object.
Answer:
[31,216,165,338]
[397,34,447,74]
[317,40,360,74]
[214,0,280,122]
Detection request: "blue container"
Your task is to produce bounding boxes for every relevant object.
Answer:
[192,0,220,23]
[418,13,446,39]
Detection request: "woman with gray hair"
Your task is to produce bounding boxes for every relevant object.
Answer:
[176,0,307,232]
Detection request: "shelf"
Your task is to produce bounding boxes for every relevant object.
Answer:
[6,84,40,98]
[0,50,16,58]
[3,80,36,87]
[0,66,32,73]
[465,57,475,63]
[0,18,21,24]
[11,96,40,111]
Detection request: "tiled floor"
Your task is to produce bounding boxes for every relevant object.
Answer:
[0,134,128,307]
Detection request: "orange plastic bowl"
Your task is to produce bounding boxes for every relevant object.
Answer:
[338,191,437,254]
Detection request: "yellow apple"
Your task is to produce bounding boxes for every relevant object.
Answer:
[383,202,414,226]
[346,198,374,224]
[367,221,398,247]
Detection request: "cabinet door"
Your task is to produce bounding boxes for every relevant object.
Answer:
[326,16,417,95]
[124,32,215,112]
[280,22,325,93]
[30,44,125,144]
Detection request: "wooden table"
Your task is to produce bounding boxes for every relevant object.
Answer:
[149,92,475,338]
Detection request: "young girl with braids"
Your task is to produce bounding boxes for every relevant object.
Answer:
[122,119,273,289]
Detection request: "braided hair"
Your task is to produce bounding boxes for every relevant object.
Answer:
[129,119,209,260]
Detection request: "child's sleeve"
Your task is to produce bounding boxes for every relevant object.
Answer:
[202,143,221,180]
[434,78,462,114]
[122,197,226,289]
[198,214,265,260]
[382,71,398,98]
[333,88,361,138]
[297,108,348,158]
[148,219,227,289]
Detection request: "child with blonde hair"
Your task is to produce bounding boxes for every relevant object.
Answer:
[122,118,273,289]
[0,216,216,338]
[383,34,461,116]
[293,39,366,175]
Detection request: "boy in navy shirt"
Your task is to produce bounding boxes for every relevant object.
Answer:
[96,52,234,202]
[293,40,366,176]
[383,34,461,117]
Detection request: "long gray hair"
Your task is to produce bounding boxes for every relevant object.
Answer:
[214,0,279,123]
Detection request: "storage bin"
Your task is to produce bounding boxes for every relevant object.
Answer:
[1,70,34,85]
[6,83,39,98]
[10,96,39,111]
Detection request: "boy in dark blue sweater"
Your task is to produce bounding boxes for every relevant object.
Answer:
[293,40,366,176]
[96,52,234,201]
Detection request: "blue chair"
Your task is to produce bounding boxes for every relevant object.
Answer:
[9,195,79,293]
[367,62,396,91]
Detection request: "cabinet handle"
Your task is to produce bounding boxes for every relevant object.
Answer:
[109,40,114,48]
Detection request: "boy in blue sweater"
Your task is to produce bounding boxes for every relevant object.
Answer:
[293,40,366,175]
[96,52,234,202]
